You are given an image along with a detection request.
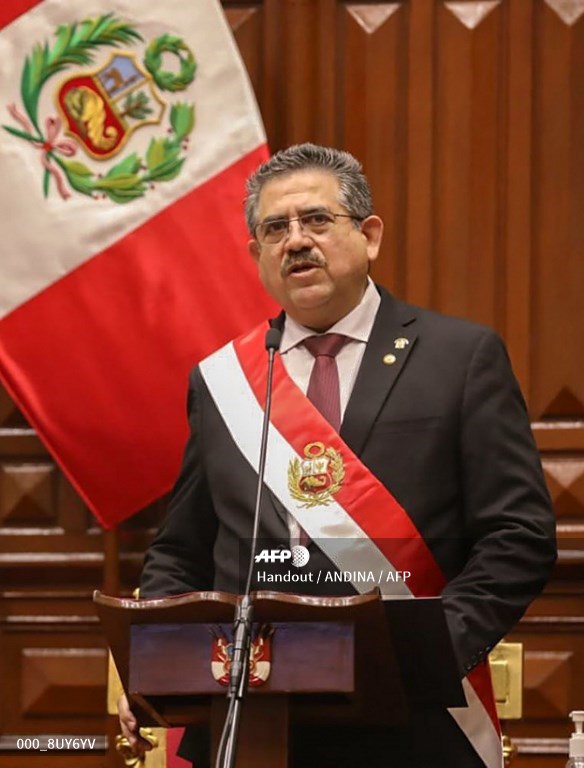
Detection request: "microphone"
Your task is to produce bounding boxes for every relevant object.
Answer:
[265,327,282,352]
[248,325,282,594]
[216,326,281,768]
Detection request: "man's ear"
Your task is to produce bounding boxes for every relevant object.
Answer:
[248,238,260,262]
[361,215,383,265]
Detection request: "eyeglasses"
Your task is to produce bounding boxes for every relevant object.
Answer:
[254,211,361,245]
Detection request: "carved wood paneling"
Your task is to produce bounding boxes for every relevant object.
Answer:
[508,610,584,765]
[523,651,573,719]
[0,592,112,765]
[0,387,27,428]
[444,2,501,30]
[504,0,535,395]
[432,1,505,326]
[545,0,584,25]
[403,0,435,308]
[224,5,264,109]
[339,3,407,294]
[0,463,56,525]
[21,648,106,716]
[531,0,584,421]
[542,457,584,519]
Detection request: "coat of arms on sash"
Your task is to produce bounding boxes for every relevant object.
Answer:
[210,625,274,687]
[3,15,195,202]
[288,441,345,508]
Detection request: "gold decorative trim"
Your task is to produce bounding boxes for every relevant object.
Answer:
[489,641,523,720]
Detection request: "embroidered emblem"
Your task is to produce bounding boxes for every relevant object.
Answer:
[3,16,196,202]
[288,441,345,508]
[394,337,409,349]
[57,51,165,160]
[210,624,274,687]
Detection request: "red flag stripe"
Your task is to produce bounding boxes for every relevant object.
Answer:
[0,146,276,526]
[0,0,40,28]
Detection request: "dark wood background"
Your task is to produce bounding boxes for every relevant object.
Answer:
[1,2,582,766]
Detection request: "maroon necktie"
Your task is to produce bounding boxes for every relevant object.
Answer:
[303,333,348,433]
[299,334,347,547]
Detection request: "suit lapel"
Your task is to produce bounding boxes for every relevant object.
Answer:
[340,287,418,457]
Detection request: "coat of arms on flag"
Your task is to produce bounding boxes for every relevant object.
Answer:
[4,15,196,202]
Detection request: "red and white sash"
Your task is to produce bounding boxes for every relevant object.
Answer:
[199,322,503,768]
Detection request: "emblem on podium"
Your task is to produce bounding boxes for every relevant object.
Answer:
[211,624,274,687]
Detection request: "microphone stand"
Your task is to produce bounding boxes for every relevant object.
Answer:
[215,327,282,768]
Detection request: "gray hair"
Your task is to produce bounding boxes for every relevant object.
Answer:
[244,143,373,234]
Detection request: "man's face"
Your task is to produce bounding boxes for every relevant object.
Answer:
[248,169,383,331]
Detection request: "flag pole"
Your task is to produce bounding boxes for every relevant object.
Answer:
[102,526,120,596]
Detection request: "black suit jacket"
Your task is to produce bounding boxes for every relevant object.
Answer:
[140,286,556,767]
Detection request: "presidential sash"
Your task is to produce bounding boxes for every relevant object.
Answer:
[199,321,503,768]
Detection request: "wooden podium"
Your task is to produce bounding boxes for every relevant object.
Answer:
[95,590,464,768]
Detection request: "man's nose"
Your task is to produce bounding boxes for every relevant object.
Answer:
[284,218,311,248]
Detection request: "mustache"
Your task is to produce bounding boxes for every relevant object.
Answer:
[280,249,326,277]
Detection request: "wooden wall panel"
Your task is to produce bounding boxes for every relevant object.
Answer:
[508,598,584,764]
[526,9,584,760]
[0,384,123,766]
[504,0,534,394]
[0,2,583,767]
[404,0,436,308]
[338,3,407,294]
[433,2,504,326]
[0,597,110,766]
[531,0,584,420]
[224,5,264,104]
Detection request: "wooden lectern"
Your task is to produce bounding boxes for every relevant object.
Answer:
[95,590,464,768]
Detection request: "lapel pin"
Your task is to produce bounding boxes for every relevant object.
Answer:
[383,354,397,365]
[394,337,409,350]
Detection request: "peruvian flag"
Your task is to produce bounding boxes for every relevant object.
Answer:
[0,0,276,529]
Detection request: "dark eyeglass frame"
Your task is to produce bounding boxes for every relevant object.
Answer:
[254,211,361,244]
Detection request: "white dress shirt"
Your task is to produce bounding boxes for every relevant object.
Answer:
[279,277,381,416]
[278,277,381,542]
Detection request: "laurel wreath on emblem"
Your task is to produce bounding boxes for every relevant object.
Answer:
[2,14,197,203]
[288,445,345,508]
[144,34,197,92]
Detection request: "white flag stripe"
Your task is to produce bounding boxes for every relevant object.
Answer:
[200,342,412,597]
[450,679,504,768]
[0,0,264,318]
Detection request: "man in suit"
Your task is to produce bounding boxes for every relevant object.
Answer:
[119,143,556,767]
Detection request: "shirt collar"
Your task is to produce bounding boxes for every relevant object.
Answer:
[280,277,381,354]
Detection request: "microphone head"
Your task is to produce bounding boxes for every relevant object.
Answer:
[265,328,282,351]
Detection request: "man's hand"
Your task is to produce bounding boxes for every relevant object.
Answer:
[117,694,153,758]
